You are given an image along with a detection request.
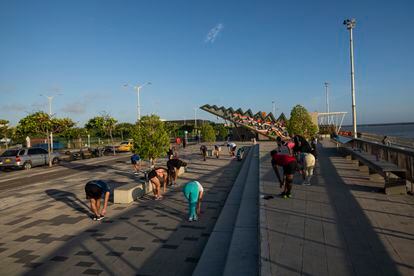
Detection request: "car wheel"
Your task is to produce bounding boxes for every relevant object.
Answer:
[23,162,32,170]
[52,158,60,165]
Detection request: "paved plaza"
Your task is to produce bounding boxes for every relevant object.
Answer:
[0,144,244,275]
[0,141,413,275]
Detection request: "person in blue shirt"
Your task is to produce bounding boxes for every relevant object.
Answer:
[131,153,141,174]
[84,180,111,221]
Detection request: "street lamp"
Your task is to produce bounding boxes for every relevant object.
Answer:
[124,82,151,122]
[343,18,357,138]
[40,93,61,152]
[194,107,197,128]
[272,101,277,115]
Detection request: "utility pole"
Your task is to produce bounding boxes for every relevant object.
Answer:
[194,107,197,128]
[40,94,60,153]
[344,18,357,138]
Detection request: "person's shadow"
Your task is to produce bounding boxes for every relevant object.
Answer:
[45,189,90,215]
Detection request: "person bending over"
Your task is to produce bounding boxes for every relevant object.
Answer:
[131,153,141,174]
[301,152,315,185]
[200,145,207,161]
[84,180,111,221]
[182,181,204,222]
[147,167,168,200]
[270,150,298,199]
[167,158,187,186]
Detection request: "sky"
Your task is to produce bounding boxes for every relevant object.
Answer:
[1,0,413,127]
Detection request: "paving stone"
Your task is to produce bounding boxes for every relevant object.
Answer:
[129,247,145,252]
[50,256,68,262]
[82,268,103,275]
[161,244,179,249]
[75,261,94,267]
[75,251,93,256]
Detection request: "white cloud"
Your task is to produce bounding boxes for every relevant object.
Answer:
[205,23,224,43]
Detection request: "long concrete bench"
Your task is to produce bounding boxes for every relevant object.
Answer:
[114,166,186,204]
[341,147,407,195]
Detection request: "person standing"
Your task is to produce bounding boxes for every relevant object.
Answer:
[84,180,111,220]
[131,153,141,174]
[200,145,207,161]
[270,150,298,198]
[182,181,203,221]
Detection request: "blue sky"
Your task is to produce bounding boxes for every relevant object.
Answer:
[1,0,413,126]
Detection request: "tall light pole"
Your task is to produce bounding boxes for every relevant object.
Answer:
[124,82,151,122]
[324,82,330,114]
[194,107,197,128]
[344,18,357,138]
[40,93,60,152]
[272,101,276,115]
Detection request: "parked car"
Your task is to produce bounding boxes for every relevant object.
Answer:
[117,140,134,152]
[0,147,61,170]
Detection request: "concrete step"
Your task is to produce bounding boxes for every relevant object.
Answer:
[193,146,254,276]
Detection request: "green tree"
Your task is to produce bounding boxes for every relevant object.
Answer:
[131,115,170,164]
[0,119,10,149]
[85,113,118,154]
[164,122,180,138]
[200,124,216,142]
[214,124,229,141]
[61,127,88,148]
[16,112,75,166]
[286,105,318,139]
[114,123,134,140]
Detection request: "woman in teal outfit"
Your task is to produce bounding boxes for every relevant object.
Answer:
[182,181,204,222]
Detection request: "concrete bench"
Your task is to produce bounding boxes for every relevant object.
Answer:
[341,147,407,195]
[114,182,146,204]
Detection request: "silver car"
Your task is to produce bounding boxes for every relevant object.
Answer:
[0,147,60,170]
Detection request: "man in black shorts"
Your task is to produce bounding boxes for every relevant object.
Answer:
[84,180,111,220]
[270,150,298,198]
[167,158,187,186]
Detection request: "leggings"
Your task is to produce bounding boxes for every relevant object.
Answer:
[183,181,200,219]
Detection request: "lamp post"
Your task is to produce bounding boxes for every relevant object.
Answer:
[272,101,276,115]
[40,93,60,152]
[194,107,197,129]
[343,18,357,138]
[125,82,151,122]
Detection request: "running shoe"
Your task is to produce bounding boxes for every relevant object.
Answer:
[97,216,105,221]
[282,194,288,199]
[188,217,193,222]
[279,192,286,198]
[92,216,98,221]
[287,193,292,198]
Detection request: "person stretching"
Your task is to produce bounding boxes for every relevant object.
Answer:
[147,167,168,200]
[84,180,111,221]
[270,150,298,198]
[182,181,204,222]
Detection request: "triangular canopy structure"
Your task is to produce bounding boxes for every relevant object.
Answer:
[200,104,288,140]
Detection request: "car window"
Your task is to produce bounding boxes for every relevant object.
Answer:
[28,149,37,155]
[120,142,128,145]
[38,148,48,154]
[1,149,19,157]
[19,149,26,155]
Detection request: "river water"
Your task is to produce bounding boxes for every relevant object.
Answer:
[342,123,414,139]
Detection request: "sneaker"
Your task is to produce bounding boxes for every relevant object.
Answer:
[287,193,292,198]
[92,216,98,221]
[97,216,105,221]
[134,172,139,175]
[303,182,311,186]
[279,192,286,198]
[282,194,288,199]
[193,217,198,221]
[188,217,193,222]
